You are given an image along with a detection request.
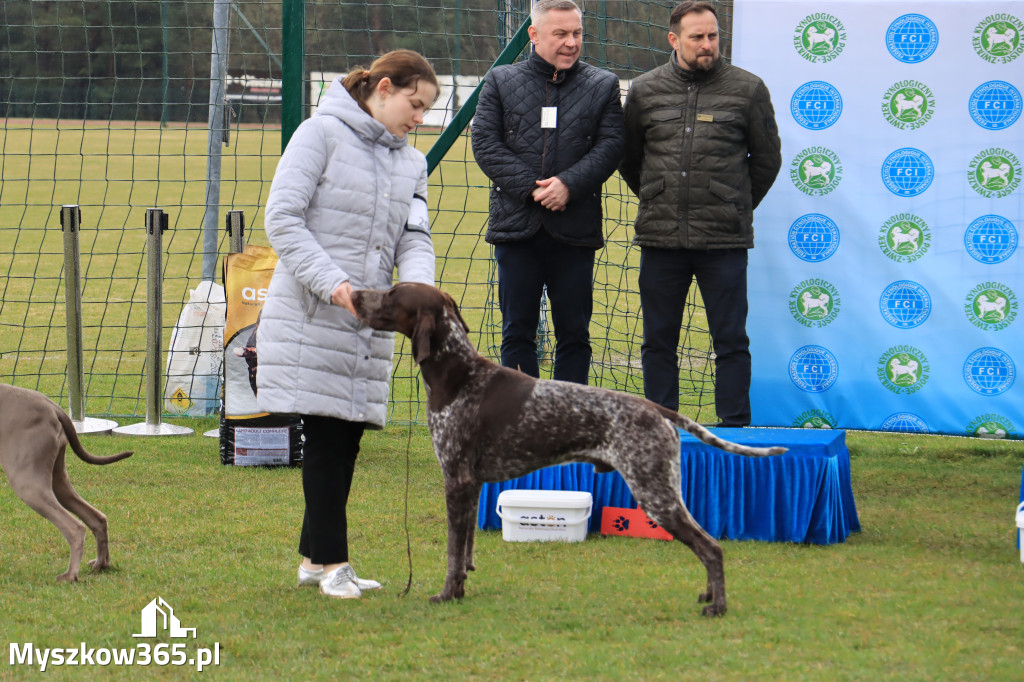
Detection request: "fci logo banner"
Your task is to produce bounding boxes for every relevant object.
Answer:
[734,1,1023,436]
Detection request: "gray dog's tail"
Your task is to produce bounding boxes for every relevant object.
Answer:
[56,408,134,465]
[653,404,786,457]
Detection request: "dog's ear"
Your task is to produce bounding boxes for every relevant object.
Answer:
[412,310,436,364]
[442,291,470,334]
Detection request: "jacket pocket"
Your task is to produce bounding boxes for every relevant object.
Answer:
[570,134,594,157]
[635,176,665,227]
[303,288,319,319]
[650,108,683,122]
[639,175,666,201]
[697,110,743,143]
[709,178,742,203]
[708,179,743,231]
[645,107,685,147]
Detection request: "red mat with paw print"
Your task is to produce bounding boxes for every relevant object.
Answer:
[599,507,674,541]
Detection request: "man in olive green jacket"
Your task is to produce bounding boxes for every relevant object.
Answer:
[619,1,781,426]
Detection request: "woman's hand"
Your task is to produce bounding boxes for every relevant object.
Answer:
[331,281,356,315]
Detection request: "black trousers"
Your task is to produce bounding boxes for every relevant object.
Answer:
[493,229,595,384]
[298,415,366,565]
[638,247,751,426]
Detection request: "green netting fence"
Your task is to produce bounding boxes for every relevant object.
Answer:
[0,0,735,424]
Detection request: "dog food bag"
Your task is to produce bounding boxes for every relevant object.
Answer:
[218,245,302,467]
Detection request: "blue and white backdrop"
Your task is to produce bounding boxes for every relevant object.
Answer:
[734,1,1022,437]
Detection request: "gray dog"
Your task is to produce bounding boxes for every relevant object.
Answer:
[352,283,784,617]
[0,384,132,581]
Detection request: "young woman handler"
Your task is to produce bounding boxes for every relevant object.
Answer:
[257,50,439,598]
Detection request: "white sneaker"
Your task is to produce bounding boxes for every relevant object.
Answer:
[297,565,322,587]
[352,570,381,591]
[320,564,361,599]
[299,564,380,591]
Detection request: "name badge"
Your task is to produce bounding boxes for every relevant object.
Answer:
[541,107,558,129]
[697,113,714,122]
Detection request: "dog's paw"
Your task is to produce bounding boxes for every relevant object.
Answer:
[613,516,630,531]
[56,572,79,583]
[429,590,463,604]
[701,603,727,617]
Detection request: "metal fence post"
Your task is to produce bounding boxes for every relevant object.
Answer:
[281,0,306,151]
[60,205,117,434]
[114,209,193,436]
[202,0,231,281]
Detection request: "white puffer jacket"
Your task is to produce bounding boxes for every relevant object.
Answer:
[256,79,435,427]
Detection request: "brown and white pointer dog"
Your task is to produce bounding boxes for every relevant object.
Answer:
[352,283,784,616]
[0,384,132,581]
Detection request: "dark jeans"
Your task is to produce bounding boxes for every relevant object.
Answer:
[638,247,751,426]
[298,415,366,565]
[494,229,595,384]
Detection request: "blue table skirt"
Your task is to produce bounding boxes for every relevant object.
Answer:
[1018,465,1023,550]
[478,428,860,545]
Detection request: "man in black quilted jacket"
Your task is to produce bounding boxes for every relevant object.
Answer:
[472,0,624,384]
[619,1,781,426]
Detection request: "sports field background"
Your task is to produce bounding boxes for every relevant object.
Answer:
[0,0,721,422]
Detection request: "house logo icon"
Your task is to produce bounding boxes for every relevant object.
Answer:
[133,597,197,639]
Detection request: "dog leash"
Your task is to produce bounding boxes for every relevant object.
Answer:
[398,370,419,598]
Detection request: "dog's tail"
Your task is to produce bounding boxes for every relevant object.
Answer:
[56,407,134,465]
[653,404,786,457]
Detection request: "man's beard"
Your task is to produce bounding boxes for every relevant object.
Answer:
[684,52,719,71]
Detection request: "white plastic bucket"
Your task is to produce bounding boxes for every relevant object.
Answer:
[1017,502,1024,563]
[495,490,593,542]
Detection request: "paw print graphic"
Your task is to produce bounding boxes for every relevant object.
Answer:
[646,519,662,531]
[613,516,630,531]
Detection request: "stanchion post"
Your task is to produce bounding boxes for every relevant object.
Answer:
[226,209,245,254]
[60,205,117,434]
[114,209,193,436]
[204,210,246,439]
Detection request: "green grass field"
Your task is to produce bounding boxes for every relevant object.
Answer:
[0,120,716,422]
[0,422,1022,680]
[8,119,1022,677]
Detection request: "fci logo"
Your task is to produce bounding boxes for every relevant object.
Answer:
[790,81,843,130]
[963,348,1016,396]
[886,14,939,63]
[968,81,1022,130]
[964,215,1018,265]
[788,345,839,393]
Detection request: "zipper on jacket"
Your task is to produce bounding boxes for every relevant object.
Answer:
[541,80,552,175]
